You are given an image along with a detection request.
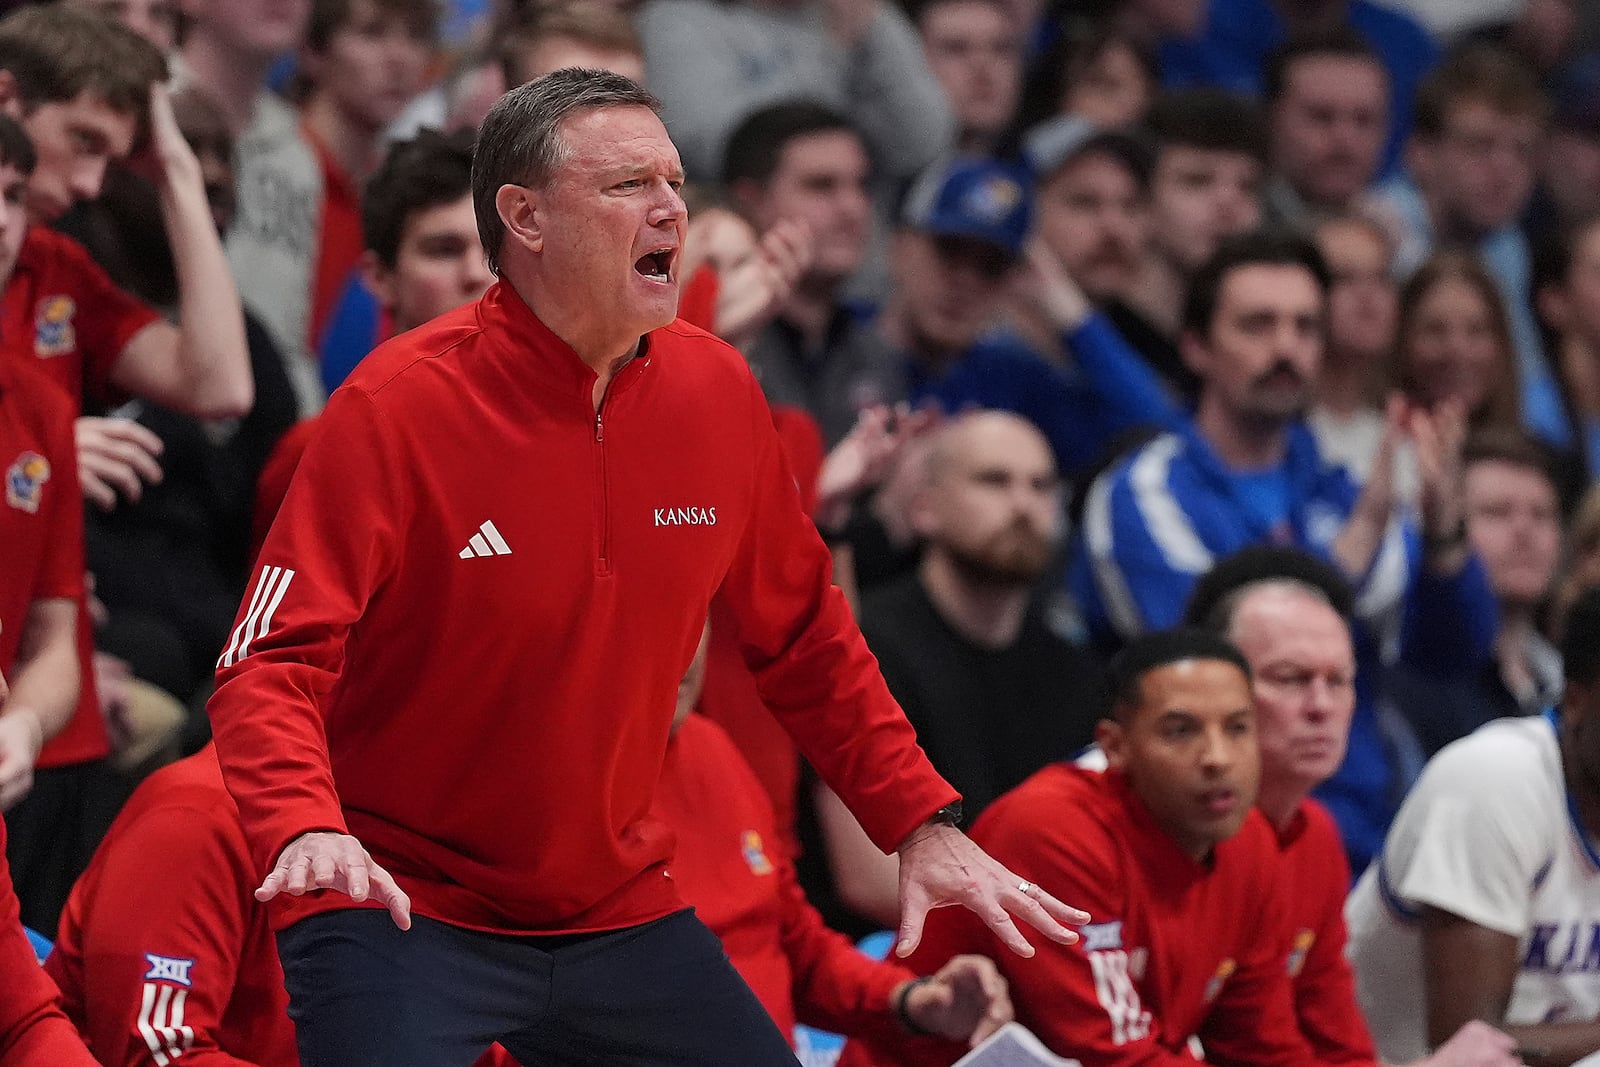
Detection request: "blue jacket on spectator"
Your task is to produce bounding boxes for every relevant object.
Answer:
[901,316,1184,479]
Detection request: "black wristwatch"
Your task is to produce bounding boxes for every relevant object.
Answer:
[928,801,963,828]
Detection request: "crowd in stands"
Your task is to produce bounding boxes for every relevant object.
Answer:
[4,0,1600,1062]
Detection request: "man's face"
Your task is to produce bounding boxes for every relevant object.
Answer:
[913,414,1062,586]
[1187,264,1324,431]
[1064,41,1153,130]
[1422,101,1540,236]
[18,92,137,221]
[184,0,309,57]
[306,0,433,132]
[368,192,492,334]
[1465,459,1561,611]
[891,230,1014,356]
[1035,150,1149,303]
[70,0,180,52]
[0,161,32,290]
[529,104,687,343]
[746,130,871,285]
[920,0,1023,147]
[1270,55,1387,210]
[1228,586,1355,801]
[1402,276,1503,416]
[509,38,646,87]
[1150,146,1262,273]
[1101,658,1259,861]
[1316,218,1396,368]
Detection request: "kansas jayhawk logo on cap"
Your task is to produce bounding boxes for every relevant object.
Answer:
[34,295,76,358]
[6,451,50,513]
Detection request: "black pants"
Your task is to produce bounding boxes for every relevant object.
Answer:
[277,907,802,1066]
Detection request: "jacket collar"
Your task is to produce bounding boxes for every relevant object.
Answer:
[475,279,654,405]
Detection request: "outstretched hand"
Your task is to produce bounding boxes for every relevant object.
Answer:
[896,821,1088,959]
[257,831,412,930]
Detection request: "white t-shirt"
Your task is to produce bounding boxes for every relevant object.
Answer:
[1345,713,1600,1062]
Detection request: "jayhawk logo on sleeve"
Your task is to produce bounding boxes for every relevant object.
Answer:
[5,451,50,513]
[1286,928,1316,977]
[741,830,774,876]
[34,295,76,358]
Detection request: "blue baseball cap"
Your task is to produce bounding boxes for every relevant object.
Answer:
[899,157,1033,258]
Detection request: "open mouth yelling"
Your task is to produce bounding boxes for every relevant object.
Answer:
[634,248,675,284]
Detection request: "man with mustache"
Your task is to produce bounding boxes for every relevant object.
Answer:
[816,411,1107,930]
[1072,228,1498,872]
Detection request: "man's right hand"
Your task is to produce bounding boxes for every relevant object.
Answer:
[1419,1019,1520,1067]
[257,831,413,930]
[76,416,164,510]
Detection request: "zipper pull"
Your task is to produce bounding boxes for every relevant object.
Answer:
[595,412,604,443]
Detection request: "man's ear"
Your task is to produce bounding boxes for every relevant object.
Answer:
[1096,718,1128,770]
[1178,328,1211,378]
[360,249,396,313]
[905,482,941,542]
[496,182,542,256]
[0,71,26,120]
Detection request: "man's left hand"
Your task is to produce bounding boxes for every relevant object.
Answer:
[900,954,1014,1047]
[895,821,1088,959]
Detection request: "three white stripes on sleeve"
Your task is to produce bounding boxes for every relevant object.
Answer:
[217,566,296,669]
[136,983,194,1065]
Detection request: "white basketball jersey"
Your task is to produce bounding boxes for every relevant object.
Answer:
[1346,713,1600,1063]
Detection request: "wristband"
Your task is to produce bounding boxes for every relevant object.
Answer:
[894,975,938,1036]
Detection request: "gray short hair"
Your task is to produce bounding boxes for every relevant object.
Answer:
[472,67,660,274]
[1205,578,1337,640]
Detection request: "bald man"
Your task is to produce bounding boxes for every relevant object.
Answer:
[818,411,1106,929]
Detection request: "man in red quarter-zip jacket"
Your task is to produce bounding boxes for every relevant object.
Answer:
[206,68,1087,1067]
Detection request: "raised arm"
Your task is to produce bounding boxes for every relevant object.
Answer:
[109,84,251,420]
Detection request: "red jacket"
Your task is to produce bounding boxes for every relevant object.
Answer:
[0,814,96,1066]
[47,747,297,1066]
[1276,801,1376,1067]
[208,280,955,935]
[2,226,161,771]
[655,713,911,1041]
[859,765,1314,1067]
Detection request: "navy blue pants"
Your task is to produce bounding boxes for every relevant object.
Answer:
[276,907,801,1066]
